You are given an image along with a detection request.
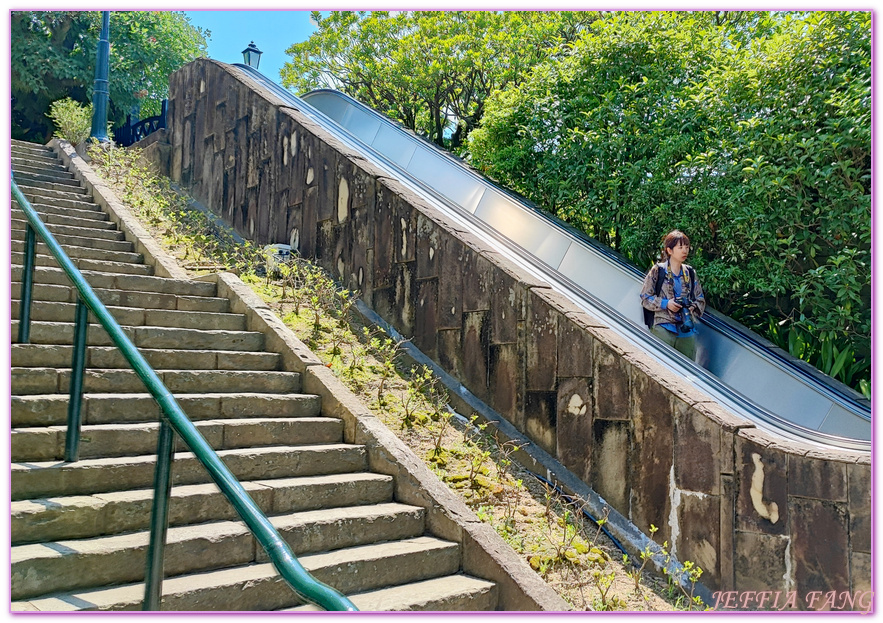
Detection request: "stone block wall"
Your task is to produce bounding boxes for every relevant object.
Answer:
[165,59,871,601]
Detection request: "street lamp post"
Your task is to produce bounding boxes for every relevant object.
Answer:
[242,41,263,70]
[89,11,111,143]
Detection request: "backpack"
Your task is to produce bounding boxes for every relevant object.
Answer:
[643,263,696,329]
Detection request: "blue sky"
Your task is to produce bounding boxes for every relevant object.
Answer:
[182,10,317,86]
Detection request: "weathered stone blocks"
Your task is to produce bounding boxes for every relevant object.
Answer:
[488,343,523,430]
[591,419,629,512]
[674,401,720,495]
[735,430,788,536]
[733,531,789,593]
[414,278,439,359]
[847,462,871,554]
[525,289,558,392]
[592,340,630,421]
[676,493,720,588]
[165,58,872,599]
[629,365,673,545]
[555,377,592,483]
[789,497,849,598]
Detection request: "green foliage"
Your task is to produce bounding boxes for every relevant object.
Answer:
[46,97,92,145]
[282,10,600,150]
[12,10,208,142]
[468,11,870,391]
[88,144,262,275]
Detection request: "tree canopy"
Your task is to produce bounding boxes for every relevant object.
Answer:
[281,10,600,149]
[468,11,870,390]
[12,10,208,142]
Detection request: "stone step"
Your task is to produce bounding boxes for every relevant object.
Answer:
[11,147,60,164]
[13,416,344,462]
[11,321,264,351]
[12,537,458,611]
[12,239,143,264]
[12,301,245,331]
[13,170,82,188]
[11,472,395,544]
[12,162,76,180]
[15,178,89,196]
[18,207,117,230]
[12,443,369,500]
[12,283,230,313]
[11,345,276,371]
[13,216,125,241]
[12,392,323,427]
[11,161,68,179]
[289,574,498,612]
[17,201,116,229]
[11,266,218,297]
[11,251,153,276]
[11,367,300,396]
[12,139,56,154]
[10,502,425,601]
[17,183,90,203]
[14,200,108,221]
[13,192,102,213]
[11,229,136,253]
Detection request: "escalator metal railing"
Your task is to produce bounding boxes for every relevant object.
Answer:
[230,64,871,452]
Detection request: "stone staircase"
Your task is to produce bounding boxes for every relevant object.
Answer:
[9,139,499,611]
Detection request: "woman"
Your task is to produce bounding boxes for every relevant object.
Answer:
[639,230,706,360]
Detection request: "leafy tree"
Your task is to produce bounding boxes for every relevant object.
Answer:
[469,11,870,389]
[12,10,208,142]
[281,10,601,149]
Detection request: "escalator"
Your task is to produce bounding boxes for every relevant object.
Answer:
[230,63,871,452]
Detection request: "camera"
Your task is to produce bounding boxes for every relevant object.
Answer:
[673,296,695,333]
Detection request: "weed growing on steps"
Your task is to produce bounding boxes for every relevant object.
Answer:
[90,145,703,612]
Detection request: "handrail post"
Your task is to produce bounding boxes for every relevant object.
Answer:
[64,298,89,462]
[143,418,175,610]
[18,224,37,344]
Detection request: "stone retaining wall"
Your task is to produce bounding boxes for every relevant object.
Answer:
[164,59,871,603]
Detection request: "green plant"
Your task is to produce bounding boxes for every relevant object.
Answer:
[469,11,870,394]
[766,316,871,398]
[367,331,404,408]
[13,11,207,143]
[89,145,264,277]
[625,524,663,596]
[625,521,709,611]
[46,98,93,146]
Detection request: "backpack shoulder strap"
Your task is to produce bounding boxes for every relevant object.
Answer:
[654,263,666,296]
[687,265,696,298]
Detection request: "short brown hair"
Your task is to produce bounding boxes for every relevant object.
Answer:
[660,230,690,261]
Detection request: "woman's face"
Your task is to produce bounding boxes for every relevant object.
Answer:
[667,241,690,263]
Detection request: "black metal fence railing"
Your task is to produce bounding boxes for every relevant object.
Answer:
[116,99,168,147]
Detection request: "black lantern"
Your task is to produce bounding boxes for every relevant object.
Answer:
[242,41,263,69]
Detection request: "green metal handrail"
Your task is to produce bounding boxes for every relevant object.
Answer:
[12,174,357,612]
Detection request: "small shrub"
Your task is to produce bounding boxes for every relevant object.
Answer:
[46,98,93,146]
